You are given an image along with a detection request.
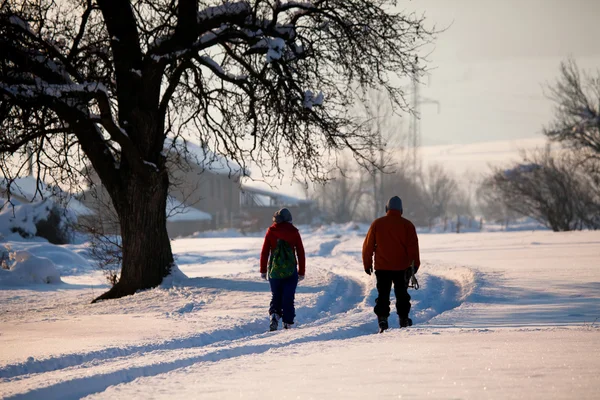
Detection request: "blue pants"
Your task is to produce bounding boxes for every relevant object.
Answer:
[269,271,298,324]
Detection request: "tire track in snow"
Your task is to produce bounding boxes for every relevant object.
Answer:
[0,266,359,381]
[1,240,477,399]
[0,260,366,398]
[0,239,353,380]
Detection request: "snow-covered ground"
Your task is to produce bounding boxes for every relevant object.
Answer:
[1,225,599,399]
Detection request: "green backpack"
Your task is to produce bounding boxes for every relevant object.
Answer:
[268,239,297,279]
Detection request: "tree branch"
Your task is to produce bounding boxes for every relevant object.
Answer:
[96,0,143,112]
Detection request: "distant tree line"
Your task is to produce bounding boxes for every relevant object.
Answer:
[313,155,476,231]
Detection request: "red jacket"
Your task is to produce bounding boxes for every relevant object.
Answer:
[362,210,420,272]
[260,222,306,275]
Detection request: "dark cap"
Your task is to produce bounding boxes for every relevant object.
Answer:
[385,196,403,212]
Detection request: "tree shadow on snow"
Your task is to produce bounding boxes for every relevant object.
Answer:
[181,276,325,294]
[429,272,600,328]
[175,249,259,264]
[0,281,107,292]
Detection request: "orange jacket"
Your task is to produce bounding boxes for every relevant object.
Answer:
[362,210,420,272]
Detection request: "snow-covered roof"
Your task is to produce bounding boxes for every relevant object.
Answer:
[166,197,212,222]
[165,137,248,177]
[0,176,94,216]
[241,182,312,206]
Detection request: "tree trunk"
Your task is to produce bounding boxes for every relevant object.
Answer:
[92,171,173,303]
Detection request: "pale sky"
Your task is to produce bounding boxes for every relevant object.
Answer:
[402,0,600,145]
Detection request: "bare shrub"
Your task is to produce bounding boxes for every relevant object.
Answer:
[314,157,371,223]
[34,203,74,244]
[77,186,122,286]
[485,149,599,231]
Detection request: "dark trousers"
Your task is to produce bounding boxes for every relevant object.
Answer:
[374,270,411,319]
[269,271,298,324]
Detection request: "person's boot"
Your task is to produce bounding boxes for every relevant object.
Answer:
[378,316,389,333]
[399,316,413,328]
[269,314,280,331]
[283,322,293,329]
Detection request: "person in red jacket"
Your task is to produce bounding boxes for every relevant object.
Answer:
[362,196,420,332]
[260,208,306,331]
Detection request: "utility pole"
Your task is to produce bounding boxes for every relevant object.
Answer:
[368,90,405,220]
[373,114,383,220]
[408,72,440,174]
[379,129,384,219]
[410,73,419,174]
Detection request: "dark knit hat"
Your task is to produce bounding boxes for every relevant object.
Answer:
[273,208,293,223]
[385,196,403,212]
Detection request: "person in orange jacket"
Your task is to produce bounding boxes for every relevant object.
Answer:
[260,208,306,331]
[362,196,420,332]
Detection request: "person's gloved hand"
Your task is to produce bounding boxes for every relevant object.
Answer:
[261,273,268,280]
[413,265,419,274]
[365,267,373,276]
[298,275,305,282]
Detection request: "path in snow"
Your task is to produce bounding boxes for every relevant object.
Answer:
[0,234,476,399]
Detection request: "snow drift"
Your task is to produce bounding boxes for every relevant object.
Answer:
[0,250,62,285]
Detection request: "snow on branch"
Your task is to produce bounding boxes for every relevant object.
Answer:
[197,56,248,84]
[266,37,285,63]
[7,15,31,31]
[278,1,314,11]
[303,90,324,109]
[197,1,252,23]
[0,81,109,99]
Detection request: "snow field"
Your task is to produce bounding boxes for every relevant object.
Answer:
[0,227,599,399]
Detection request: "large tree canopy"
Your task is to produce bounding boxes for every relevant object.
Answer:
[0,0,433,301]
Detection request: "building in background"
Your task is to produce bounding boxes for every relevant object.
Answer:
[239,184,315,231]
[77,139,313,237]
[77,139,247,238]
[4,141,315,238]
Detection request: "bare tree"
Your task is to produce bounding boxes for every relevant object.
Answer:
[448,186,473,233]
[544,59,600,220]
[476,60,600,232]
[485,149,599,232]
[476,178,519,229]
[545,59,600,158]
[313,157,370,223]
[0,0,434,301]
[419,164,457,230]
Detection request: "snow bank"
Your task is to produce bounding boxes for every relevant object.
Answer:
[0,198,75,242]
[160,264,189,288]
[0,250,62,285]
